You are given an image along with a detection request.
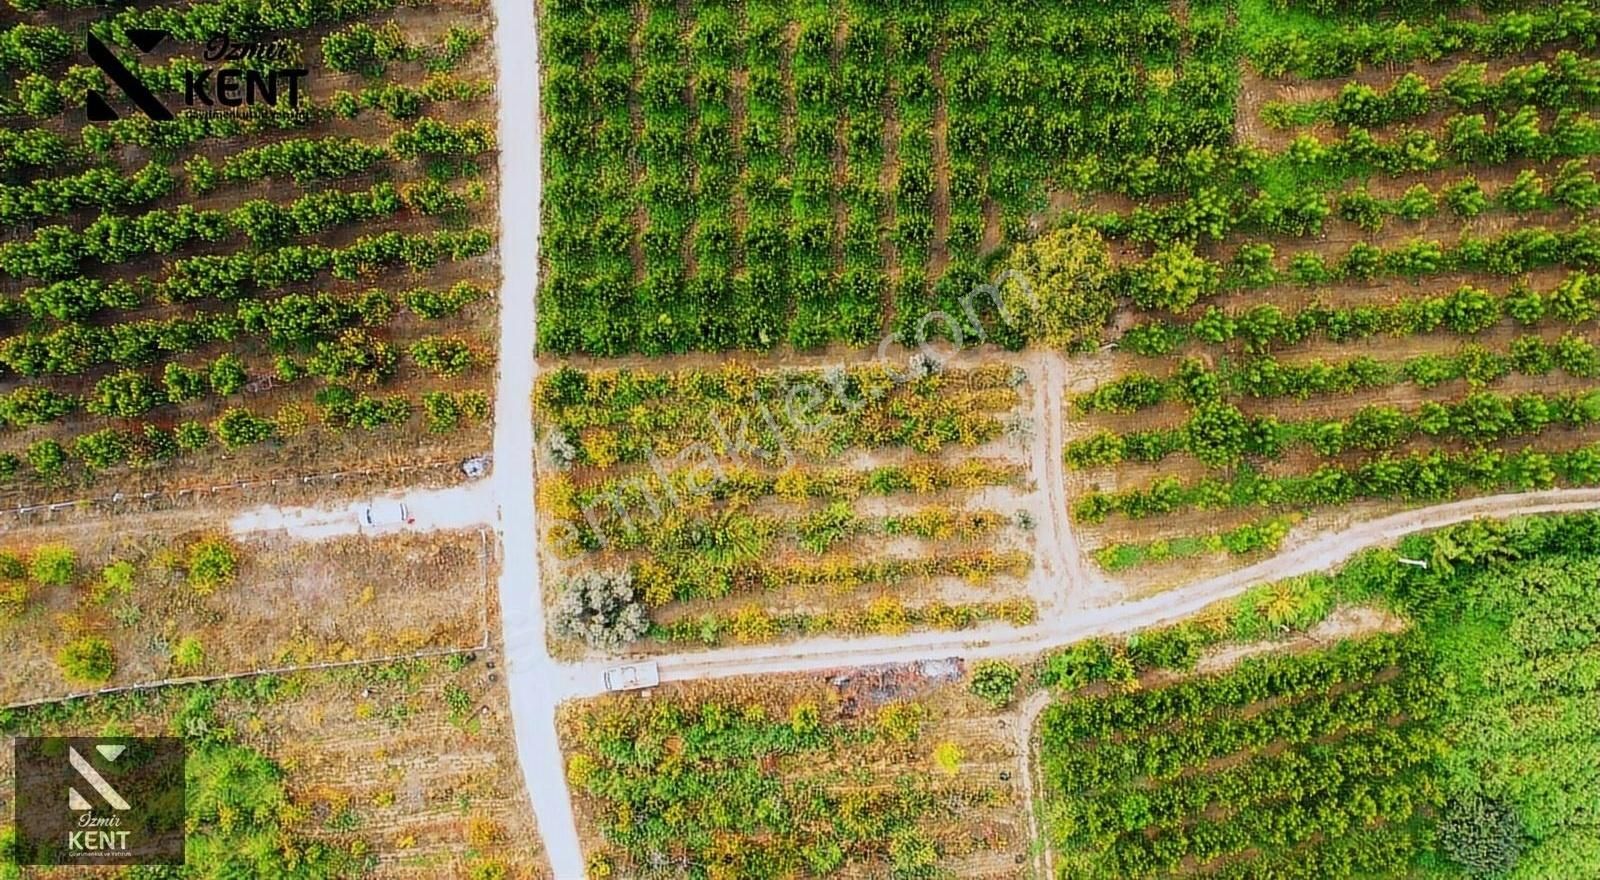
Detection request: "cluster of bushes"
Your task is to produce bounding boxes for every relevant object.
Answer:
[0,536,237,682]
[1092,516,1295,572]
[649,596,1036,646]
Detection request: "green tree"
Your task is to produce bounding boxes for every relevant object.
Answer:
[1132,241,1217,314]
[969,659,1022,708]
[29,544,75,586]
[1185,403,1251,467]
[26,438,65,478]
[1439,795,1521,876]
[163,362,208,403]
[212,408,275,449]
[209,353,248,396]
[56,636,115,683]
[996,225,1115,348]
[551,571,648,650]
[408,336,476,377]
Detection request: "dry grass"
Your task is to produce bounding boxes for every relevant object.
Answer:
[0,652,546,879]
[0,527,490,705]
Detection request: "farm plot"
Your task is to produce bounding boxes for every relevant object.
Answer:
[1032,509,1600,879]
[559,663,1029,879]
[1055,1,1600,585]
[0,0,499,504]
[1039,632,1445,879]
[537,0,1235,355]
[533,360,1042,654]
[0,654,545,878]
[0,523,489,704]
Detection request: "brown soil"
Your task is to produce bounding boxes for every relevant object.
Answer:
[0,650,547,879]
[0,527,490,705]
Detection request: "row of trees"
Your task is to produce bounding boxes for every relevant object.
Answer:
[0,384,489,481]
[0,330,480,427]
[1082,222,1600,318]
[1073,441,1600,523]
[1263,53,1600,130]
[1249,2,1600,79]
[1122,272,1600,358]
[1078,334,1600,415]
[0,233,489,380]
[1069,388,1600,471]
[0,180,470,281]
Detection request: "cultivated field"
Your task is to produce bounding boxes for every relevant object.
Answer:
[1053,2,1600,591]
[1031,510,1600,879]
[559,665,1030,879]
[0,655,548,878]
[0,0,499,503]
[533,357,1048,655]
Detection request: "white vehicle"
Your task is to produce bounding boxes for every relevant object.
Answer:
[361,501,411,527]
[603,661,660,692]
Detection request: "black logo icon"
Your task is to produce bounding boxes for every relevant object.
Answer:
[86,29,173,121]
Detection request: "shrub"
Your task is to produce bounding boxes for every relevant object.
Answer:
[213,408,276,449]
[172,636,205,672]
[210,353,248,396]
[186,536,238,594]
[57,635,115,683]
[408,335,476,377]
[932,740,964,775]
[98,559,137,600]
[26,438,65,477]
[29,544,76,586]
[877,701,927,744]
[1439,794,1521,876]
[969,659,1022,708]
[551,571,648,649]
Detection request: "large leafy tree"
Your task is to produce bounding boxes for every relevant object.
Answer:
[997,226,1115,350]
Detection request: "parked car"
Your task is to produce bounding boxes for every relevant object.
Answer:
[603,661,660,692]
[361,501,411,527]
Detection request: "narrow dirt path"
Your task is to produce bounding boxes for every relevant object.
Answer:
[1016,690,1055,880]
[226,482,492,539]
[560,487,1600,698]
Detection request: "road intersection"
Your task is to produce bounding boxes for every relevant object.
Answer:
[467,4,1600,875]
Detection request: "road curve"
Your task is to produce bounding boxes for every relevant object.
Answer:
[489,0,588,877]
[562,488,1600,696]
